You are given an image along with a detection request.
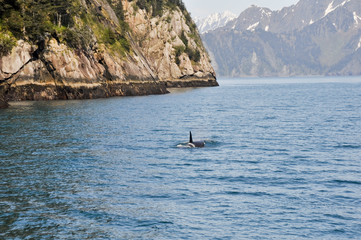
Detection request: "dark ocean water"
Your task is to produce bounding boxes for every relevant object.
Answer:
[1,77,361,239]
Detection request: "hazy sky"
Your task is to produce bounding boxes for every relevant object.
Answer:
[182,0,300,18]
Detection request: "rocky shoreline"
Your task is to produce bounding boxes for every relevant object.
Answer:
[164,77,218,88]
[0,77,218,108]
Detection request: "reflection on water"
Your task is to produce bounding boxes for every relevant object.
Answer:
[167,87,198,94]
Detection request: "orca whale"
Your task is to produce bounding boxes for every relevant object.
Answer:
[188,131,205,148]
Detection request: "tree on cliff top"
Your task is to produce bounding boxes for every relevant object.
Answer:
[0,0,196,57]
[0,0,76,40]
[0,0,129,54]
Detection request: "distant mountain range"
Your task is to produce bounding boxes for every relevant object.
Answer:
[195,11,237,34]
[200,0,361,77]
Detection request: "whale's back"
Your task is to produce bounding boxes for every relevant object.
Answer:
[188,132,205,148]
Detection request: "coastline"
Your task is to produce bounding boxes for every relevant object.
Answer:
[0,77,218,107]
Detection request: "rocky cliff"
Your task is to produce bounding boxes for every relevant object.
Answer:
[0,0,217,106]
[201,0,361,77]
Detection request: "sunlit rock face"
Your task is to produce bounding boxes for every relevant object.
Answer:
[0,0,217,101]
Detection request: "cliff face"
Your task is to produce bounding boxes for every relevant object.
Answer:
[0,0,217,103]
[123,1,215,81]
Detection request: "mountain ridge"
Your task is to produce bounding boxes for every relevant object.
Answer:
[202,0,361,77]
[195,11,236,34]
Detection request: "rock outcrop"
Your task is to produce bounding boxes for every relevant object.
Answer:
[0,0,217,104]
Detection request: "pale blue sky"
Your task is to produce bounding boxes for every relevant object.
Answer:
[182,0,300,18]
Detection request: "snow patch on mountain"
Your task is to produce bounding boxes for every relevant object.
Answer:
[247,22,260,32]
[356,37,361,51]
[261,8,272,17]
[354,12,361,25]
[324,1,335,17]
[195,11,237,34]
[324,0,351,18]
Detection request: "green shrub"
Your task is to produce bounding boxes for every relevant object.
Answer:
[0,28,16,57]
[136,0,148,10]
[174,45,185,65]
[109,36,130,57]
[174,45,185,57]
[180,30,188,46]
[5,11,24,39]
[102,27,117,45]
[64,26,94,50]
[186,47,201,63]
[192,49,201,62]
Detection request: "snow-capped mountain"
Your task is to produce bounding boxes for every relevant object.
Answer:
[195,11,237,34]
[226,0,361,33]
[202,0,361,77]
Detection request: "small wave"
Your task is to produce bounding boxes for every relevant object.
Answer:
[141,194,171,199]
[263,116,277,120]
[257,147,289,153]
[324,213,354,221]
[331,179,361,185]
[331,228,347,234]
[217,176,247,182]
[225,191,242,195]
[158,221,173,225]
[334,144,361,149]
[242,191,272,197]
[137,220,173,228]
[293,155,310,160]
[224,191,271,197]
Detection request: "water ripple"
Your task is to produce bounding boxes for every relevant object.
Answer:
[1,78,361,239]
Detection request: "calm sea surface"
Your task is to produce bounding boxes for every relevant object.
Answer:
[1,77,361,239]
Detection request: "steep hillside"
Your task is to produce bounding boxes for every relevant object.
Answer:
[202,0,361,77]
[0,0,217,106]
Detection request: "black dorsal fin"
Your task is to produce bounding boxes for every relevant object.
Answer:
[189,131,193,143]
